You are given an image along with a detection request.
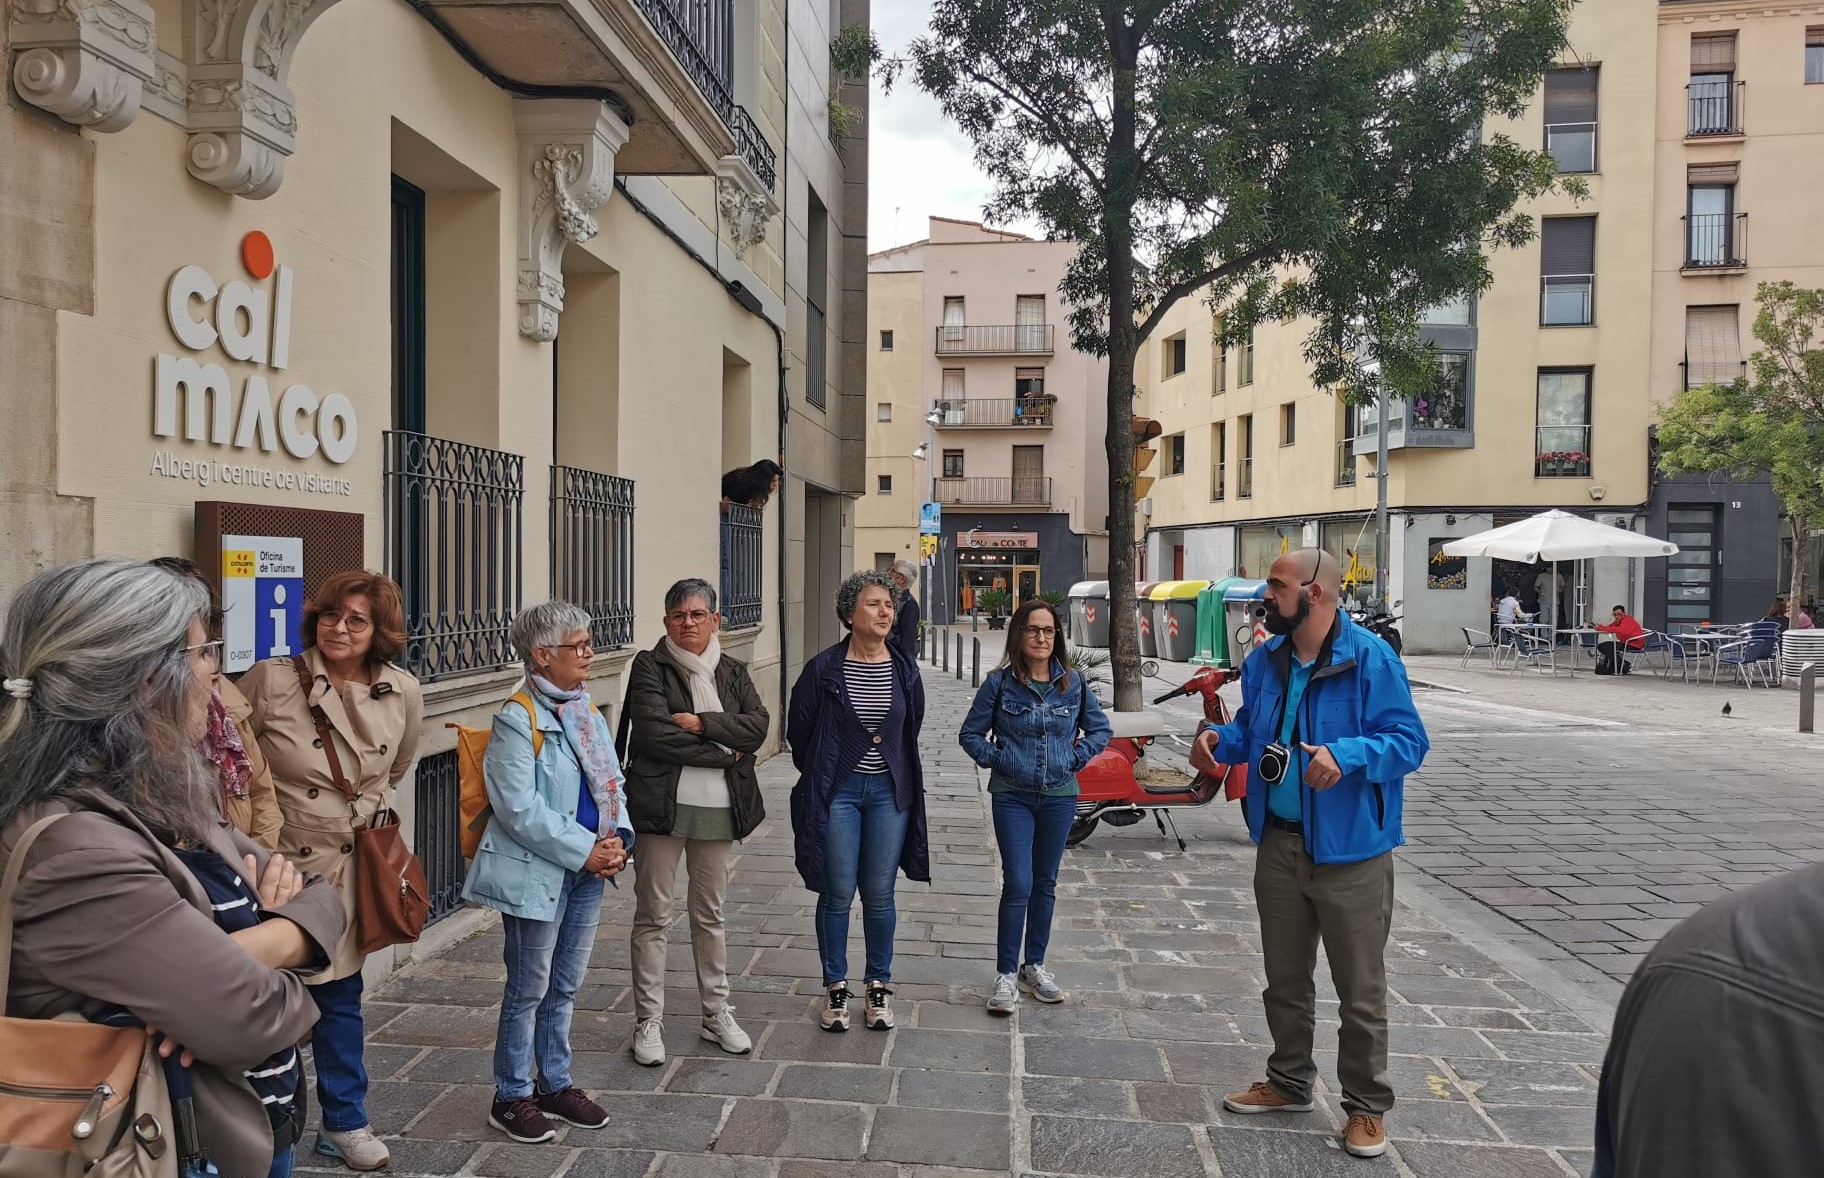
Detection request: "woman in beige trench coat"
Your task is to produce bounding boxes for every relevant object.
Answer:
[240,570,423,1172]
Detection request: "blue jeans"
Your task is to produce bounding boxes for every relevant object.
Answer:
[268,1142,294,1178]
[991,790,1076,975]
[308,972,369,1132]
[493,868,605,1099]
[815,772,910,985]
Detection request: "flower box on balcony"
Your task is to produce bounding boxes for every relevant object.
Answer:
[1534,450,1591,478]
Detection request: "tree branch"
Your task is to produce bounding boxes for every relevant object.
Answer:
[1135,244,1283,342]
[959,60,1107,188]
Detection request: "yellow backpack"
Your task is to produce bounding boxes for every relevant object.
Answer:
[446,692,540,860]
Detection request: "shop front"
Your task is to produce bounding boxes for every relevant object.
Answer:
[929,512,1090,623]
[955,531,1041,613]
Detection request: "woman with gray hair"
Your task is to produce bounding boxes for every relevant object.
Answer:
[786,570,929,1033]
[887,559,922,656]
[0,558,345,1178]
[461,600,633,1145]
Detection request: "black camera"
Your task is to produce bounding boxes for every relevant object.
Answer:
[1258,741,1290,785]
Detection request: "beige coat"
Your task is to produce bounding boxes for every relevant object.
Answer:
[1,793,346,1178]
[238,647,423,981]
[218,676,283,850]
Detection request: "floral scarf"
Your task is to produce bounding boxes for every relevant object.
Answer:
[528,674,622,827]
[202,689,253,801]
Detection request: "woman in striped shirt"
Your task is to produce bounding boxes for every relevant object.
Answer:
[787,571,929,1033]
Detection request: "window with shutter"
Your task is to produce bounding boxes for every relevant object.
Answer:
[1683,305,1743,388]
[1688,34,1738,134]
[1691,32,1736,72]
[1543,68,1598,173]
[1809,28,1824,85]
[1540,217,1596,325]
[1685,177,1738,267]
[1535,369,1593,476]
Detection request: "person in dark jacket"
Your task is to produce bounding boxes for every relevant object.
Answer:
[1189,549,1429,1160]
[787,570,928,1034]
[887,559,922,655]
[1593,861,1824,1178]
[623,578,769,1069]
[959,598,1111,1015]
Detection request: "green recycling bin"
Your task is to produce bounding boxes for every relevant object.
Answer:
[1191,581,1230,666]
[1135,582,1163,657]
[1151,580,1209,662]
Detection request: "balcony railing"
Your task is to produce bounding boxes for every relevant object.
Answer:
[1336,440,1358,487]
[631,0,776,188]
[1685,213,1747,269]
[1682,359,1748,390]
[1210,461,1226,502]
[934,324,1055,356]
[1687,79,1744,136]
[1541,274,1594,326]
[413,751,464,926]
[1535,425,1592,478]
[551,466,636,652]
[726,103,777,191]
[933,476,1053,506]
[931,397,1055,428]
[1237,457,1254,499]
[720,502,763,630]
[383,431,524,682]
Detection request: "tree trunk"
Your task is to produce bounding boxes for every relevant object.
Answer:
[1104,37,1142,712]
[1792,512,1810,610]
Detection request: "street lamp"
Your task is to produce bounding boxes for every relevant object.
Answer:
[911,443,928,459]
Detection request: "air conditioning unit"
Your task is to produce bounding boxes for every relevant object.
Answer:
[1594,512,1634,529]
[1138,497,1154,517]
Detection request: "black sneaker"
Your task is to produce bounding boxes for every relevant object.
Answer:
[488,1096,557,1144]
[536,1086,609,1129]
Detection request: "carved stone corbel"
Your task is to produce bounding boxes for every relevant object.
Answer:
[179,0,341,197]
[513,99,631,342]
[7,0,157,132]
[715,154,779,261]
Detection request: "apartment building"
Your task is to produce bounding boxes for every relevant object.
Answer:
[858,218,1111,621]
[1647,2,1824,620]
[1136,0,1795,653]
[2,0,866,968]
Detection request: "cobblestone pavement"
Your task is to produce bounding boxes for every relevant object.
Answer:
[299,653,1646,1178]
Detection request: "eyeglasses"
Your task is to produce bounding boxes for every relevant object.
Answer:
[1022,626,1057,639]
[318,610,373,634]
[184,639,224,664]
[665,610,714,625]
[545,641,595,657]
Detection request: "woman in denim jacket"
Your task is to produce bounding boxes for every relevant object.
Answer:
[959,598,1111,1014]
[461,600,634,1146]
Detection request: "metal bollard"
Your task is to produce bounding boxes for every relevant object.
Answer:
[941,628,949,671]
[1801,662,1820,734]
[955,634,964,679]
[972,638,982,688]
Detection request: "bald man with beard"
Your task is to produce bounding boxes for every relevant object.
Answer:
[1190,548,1430,1159]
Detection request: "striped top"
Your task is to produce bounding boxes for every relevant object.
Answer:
[173,848,301,1135]
[843,658,896,774]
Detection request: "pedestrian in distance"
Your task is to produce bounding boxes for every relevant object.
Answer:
[787,570,929,1033]
[959,598,1111,1015]
[460,600,633,1144]
[623,579,769,1068]
[1189,548,1430,1159]
[0,558,346,1178]
[887,558,922,656]
[238,570,424,1171]
[150,555,285,849]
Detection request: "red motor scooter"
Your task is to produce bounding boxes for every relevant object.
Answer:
[1069,666,1248,850]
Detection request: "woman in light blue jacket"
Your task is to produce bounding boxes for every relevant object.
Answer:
[461,601,633,1146]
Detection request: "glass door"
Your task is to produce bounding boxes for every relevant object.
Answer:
[1015,566,1040,603]
[1664,506,1720,625]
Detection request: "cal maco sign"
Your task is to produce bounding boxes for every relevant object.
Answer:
[152,231,358,483]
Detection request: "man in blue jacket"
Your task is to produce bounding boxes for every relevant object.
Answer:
[1190,548,1429,1159]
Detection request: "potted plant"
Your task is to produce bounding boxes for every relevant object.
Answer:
[977,587,1013,629]
[1036,588,1066,609]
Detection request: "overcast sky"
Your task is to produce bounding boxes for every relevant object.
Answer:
[864,2,1045,253]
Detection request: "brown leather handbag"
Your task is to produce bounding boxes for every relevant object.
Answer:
[290,657,428,955]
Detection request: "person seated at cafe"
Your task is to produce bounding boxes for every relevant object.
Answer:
[1594,605,1646,675]
[1794,601,1816,630]
[1495,586,1531,627]
[1762,599,1791,633]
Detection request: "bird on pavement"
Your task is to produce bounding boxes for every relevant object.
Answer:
[1721,701,1733,717]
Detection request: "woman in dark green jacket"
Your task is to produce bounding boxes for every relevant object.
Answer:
[622,578,769,1069]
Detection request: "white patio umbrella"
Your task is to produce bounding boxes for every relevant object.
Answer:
[1444,510,1679,628]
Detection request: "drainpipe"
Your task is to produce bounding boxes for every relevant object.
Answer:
[775,0,792,719]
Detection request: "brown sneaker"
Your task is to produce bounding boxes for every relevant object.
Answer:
[488,1096,556,1144]
[1221,1080,1316,1115]
[863,981,895,1030]
[535,1086,609,1130]
[820,983,852,1032]
[1344,1113,1388,1158]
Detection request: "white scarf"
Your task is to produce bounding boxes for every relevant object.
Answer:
[662,635,732,809]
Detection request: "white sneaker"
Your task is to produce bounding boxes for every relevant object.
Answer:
[315,1127,389,1172]
[986,972,1019,1016]
[1018,962,1066,1003]
[700,1008,752,1054]
[632,1017,666,1067]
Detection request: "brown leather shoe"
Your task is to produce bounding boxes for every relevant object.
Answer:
[1221,1080,1316,1114]
[1344,1113,1388,1158]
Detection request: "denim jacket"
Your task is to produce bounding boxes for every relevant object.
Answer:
[958,660,1112,792]
[461,687,635,922]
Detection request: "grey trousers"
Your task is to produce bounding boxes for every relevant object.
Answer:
[631,834,734,1022]
[1254,825,1396,1116]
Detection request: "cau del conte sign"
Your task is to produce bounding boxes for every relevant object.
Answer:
[153,230,358,465]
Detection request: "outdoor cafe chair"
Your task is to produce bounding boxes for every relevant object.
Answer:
[1506,630,1555,675]
[1461,627,1502,669]
[1634,631,1685,679]
[1715,623,1781,687]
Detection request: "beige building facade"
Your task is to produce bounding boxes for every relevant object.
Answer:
[859,218,1111,621]
[3,0,866,967]
[1136,0,1802,653]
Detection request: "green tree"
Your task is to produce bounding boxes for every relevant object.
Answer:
[1657,282,1824,609]
[877,0,1575,709]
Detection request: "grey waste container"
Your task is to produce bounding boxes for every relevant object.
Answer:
[1135,582,1163,657]
[1153,581,1210,662]
[1068,580,1111,647]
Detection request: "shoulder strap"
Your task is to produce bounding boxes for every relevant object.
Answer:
[291,655,356,804]
[509,691,543,756]
[0,813,68,1009]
